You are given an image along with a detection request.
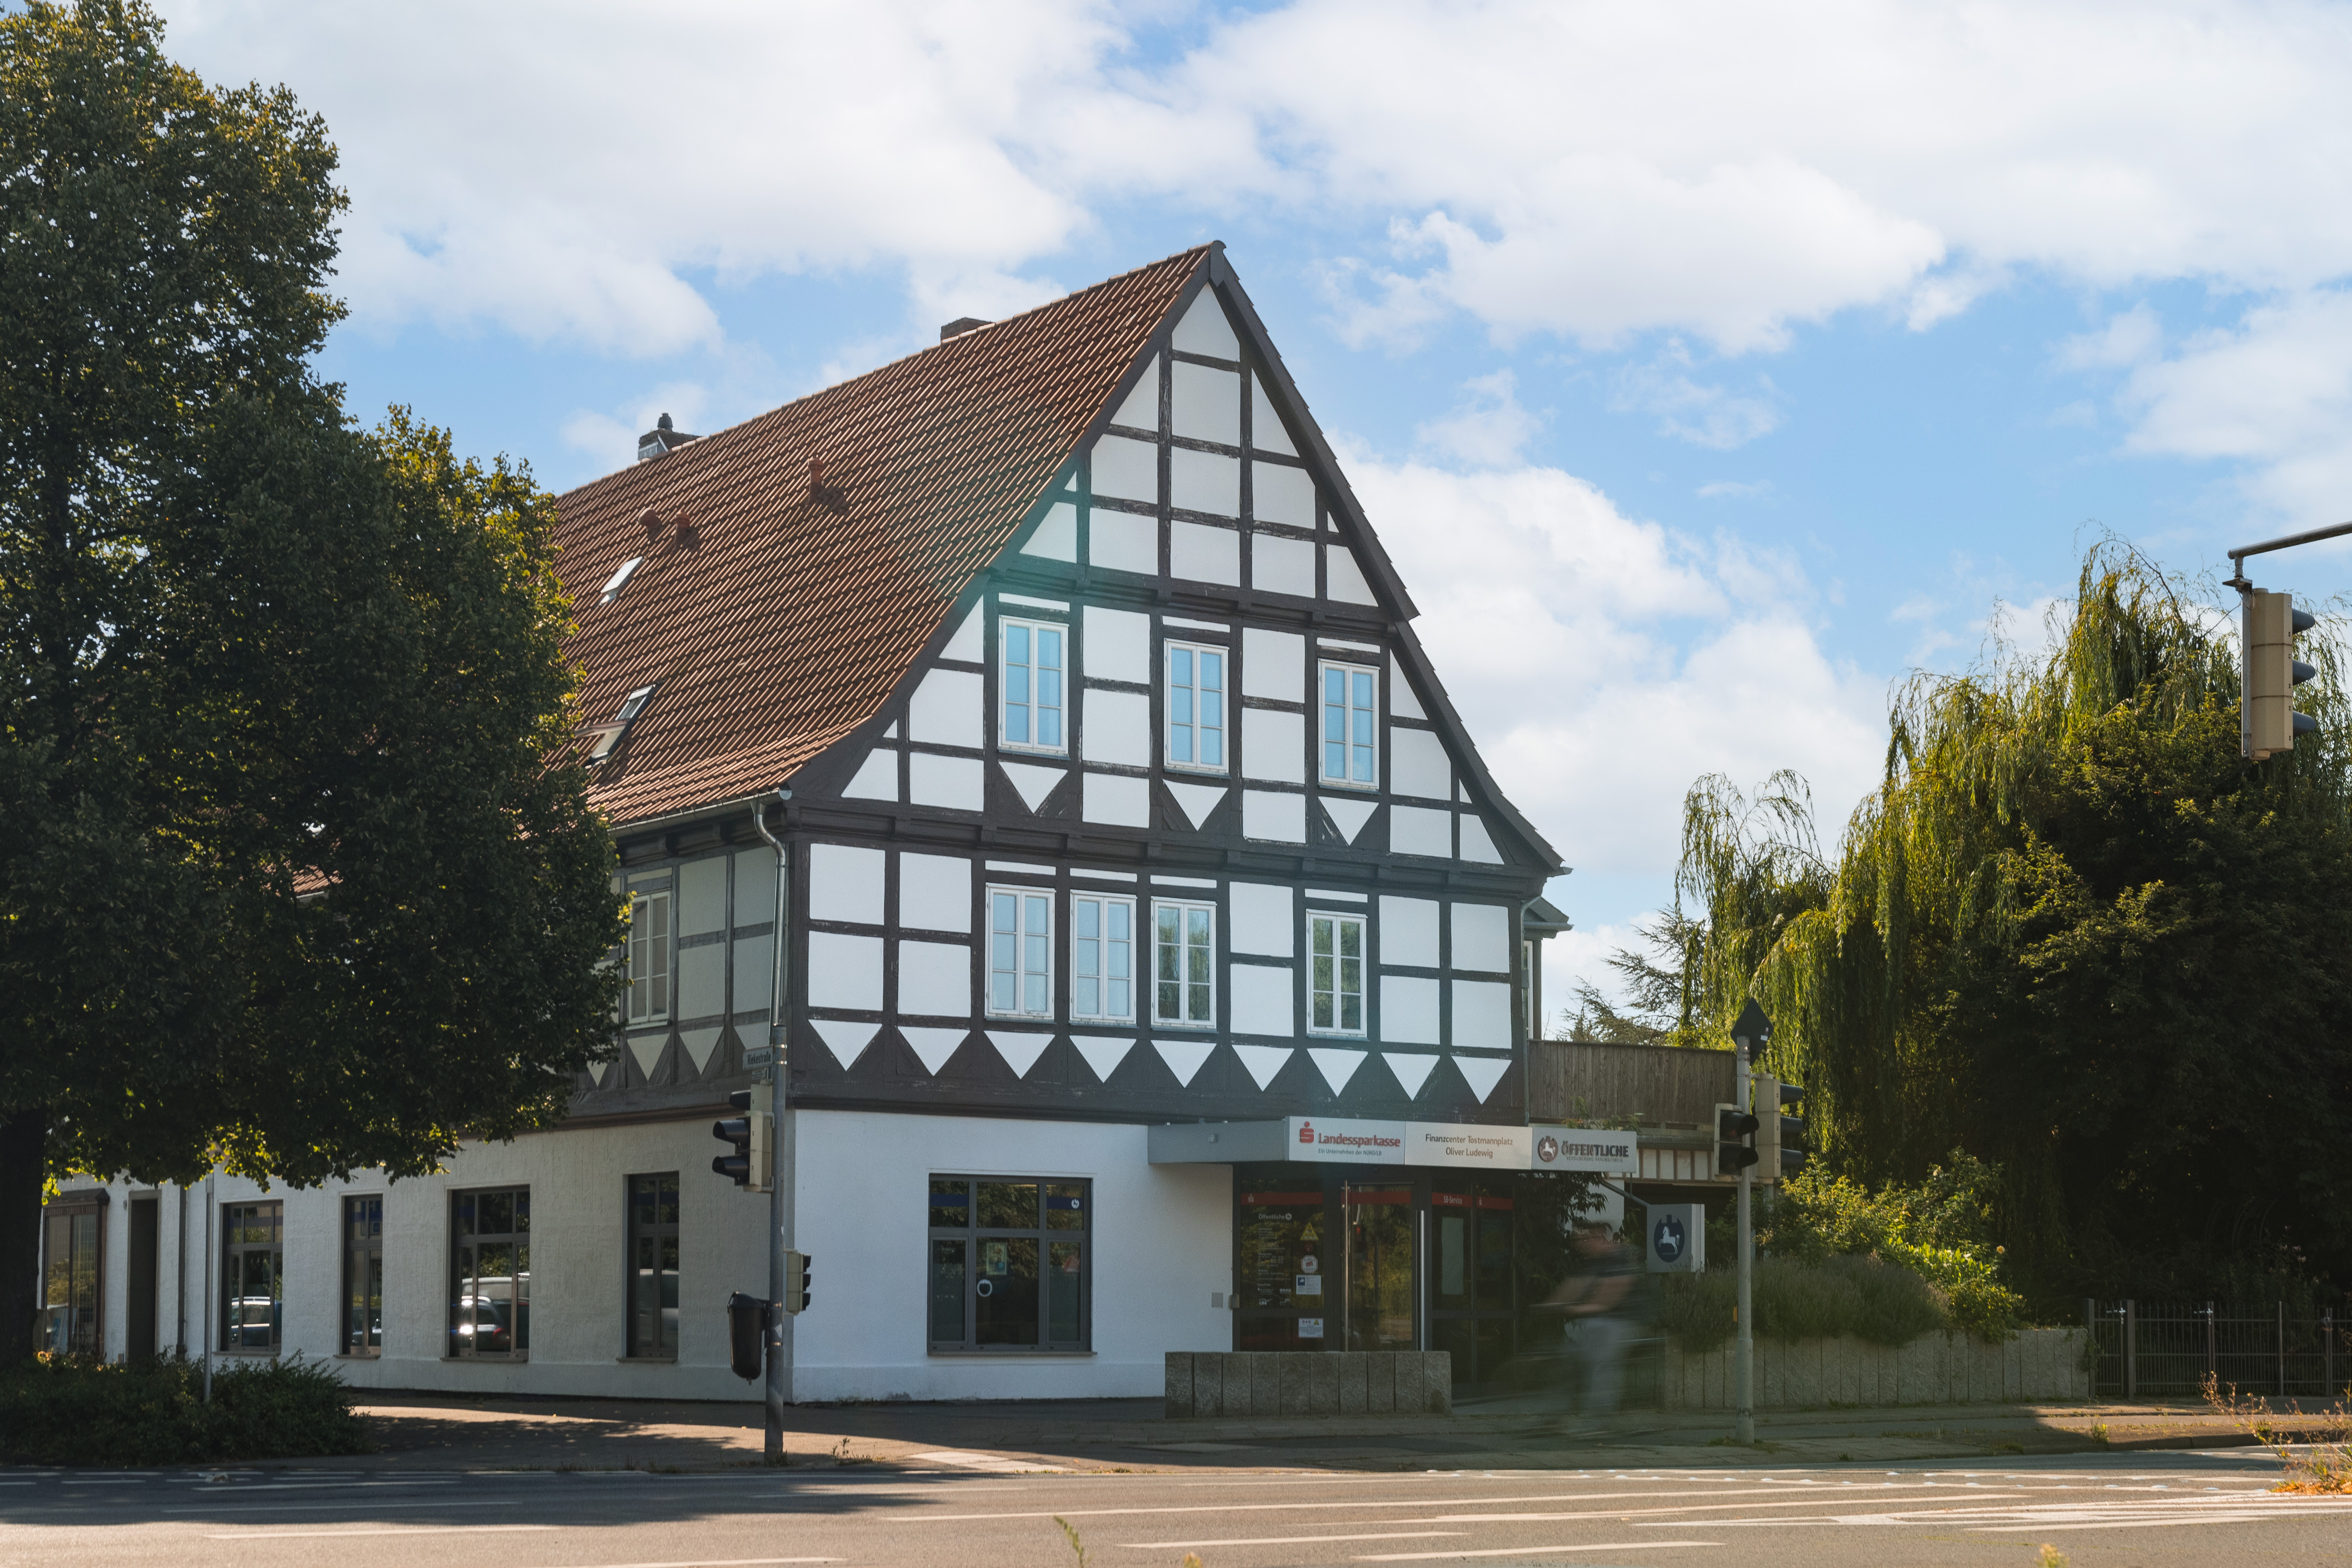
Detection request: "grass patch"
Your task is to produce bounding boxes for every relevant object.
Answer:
[0,1352,372,1466]
[2203,1374,2352,1493]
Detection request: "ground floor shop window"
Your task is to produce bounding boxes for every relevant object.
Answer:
[927,1176,1088,1351]
[221,1201,283,1353]
[343,1196,383,1356]
[450,1187,530,1358]
[627,1172,680,1359]
[42,1200,102,1357]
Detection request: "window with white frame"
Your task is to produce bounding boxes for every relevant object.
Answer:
[624,885,671,1024]
[1152,900,1216,1028]
[987,885,1053,1017]
[1071,893,1135,1022]
[1309,911,1367,1036]
[1164,641,1226,772]
[1320,660,1378,788]
[1000,618,1065,753]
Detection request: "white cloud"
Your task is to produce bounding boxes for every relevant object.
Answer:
[1611,344,1782,448]
[1696,480,1772,500]
[2113,289,2352,524]
[157,0,2352,367]
[161,0,1112,353]
[1414,371,1541,467]
[1345,451,1888,900]
[2058,304,2164,371]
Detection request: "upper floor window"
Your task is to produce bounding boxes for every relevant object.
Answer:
[1320,660,1378,789]
[1153,900,1216,1028]
[1309,911,1367,1036]
[624,886,671,1025]
[1165,642,1226,772]
[988,886,1053,1017]
[1071,893,1135,1023]
[1001,618,1065,753]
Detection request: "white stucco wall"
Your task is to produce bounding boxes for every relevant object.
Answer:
[790,1109,1233,1401]
[41,1108,1235,1404]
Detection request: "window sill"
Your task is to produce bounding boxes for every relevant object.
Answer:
[616,1355,677,1364]
[1164,764,1229,778]
[214,1349,280,1359]
[1070,1018,1136,1029]
[927,1348,1095,1358]
[1318,780,1379,793]
[334,1350,381,1360]
[1151,1021,1216,1031]
[997,745,1069,760]
[443,1354,530,1363]
[1306,1032,1370,1042]
[983,1013,1057,1024]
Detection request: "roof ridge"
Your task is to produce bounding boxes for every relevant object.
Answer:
[560,244,1216,500]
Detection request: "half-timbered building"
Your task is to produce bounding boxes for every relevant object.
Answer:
[37,245,1582,1401]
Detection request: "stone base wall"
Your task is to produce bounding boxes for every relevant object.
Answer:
[1659,1327,2091,1409]
[1164,1351,1452,1418]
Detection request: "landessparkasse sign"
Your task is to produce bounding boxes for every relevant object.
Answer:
[1280,1117,1626,1173]
[1527,1125,1638,1175]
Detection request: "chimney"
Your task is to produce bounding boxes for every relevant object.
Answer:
[636,411,700,462]
[939,317,991,342]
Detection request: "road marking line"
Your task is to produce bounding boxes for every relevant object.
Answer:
[536,1559,844,1566]
[1357,1541,1720,1560]
[903,1484,1960,1523]
[1122,1533,1467,1549]
[1411,1494,2030,1523]
[206,1525,560,1539]
[169,1498,514,1514]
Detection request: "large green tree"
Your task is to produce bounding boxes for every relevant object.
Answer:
[1647,547,2352,1305]
[0,1,620,1355]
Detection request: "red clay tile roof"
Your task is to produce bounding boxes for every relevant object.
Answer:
[553,247,1212,827]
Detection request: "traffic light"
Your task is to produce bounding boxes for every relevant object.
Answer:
[784,1249,813,1315]
[1715,1101,1759,1177]
[1757,1075,1808,1181]
[725,1291,769,1380]
[711,1086,772,1191]
[2243,589,2319,760]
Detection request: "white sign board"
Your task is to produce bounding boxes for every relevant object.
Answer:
[1527,1125,1640,1176]
[1283,1116,1406,1164]
[1405,1121,1531,1171]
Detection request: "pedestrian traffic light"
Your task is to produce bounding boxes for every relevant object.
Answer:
[784,1249,813,1315]
[725,1291,769,1380]
[2243,589,2320,760]
[1715,1101,1759,1177]
[711,1086,772,1191]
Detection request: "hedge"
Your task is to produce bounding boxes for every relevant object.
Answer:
[0,1352,373,1466]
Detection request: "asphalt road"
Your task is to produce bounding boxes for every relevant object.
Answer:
[4,1450,2349,1568]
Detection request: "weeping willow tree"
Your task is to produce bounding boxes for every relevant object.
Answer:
[1674,545,2352,1301]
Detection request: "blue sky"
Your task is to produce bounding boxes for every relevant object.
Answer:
[163,0,2352,1021]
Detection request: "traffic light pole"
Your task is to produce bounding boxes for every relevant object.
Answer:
[1734,1043,1755,1446]
[754,790,795,1460]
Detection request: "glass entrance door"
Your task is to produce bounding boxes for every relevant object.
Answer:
[1429,1181,1516,1386]
[1343,1185,1416,1351]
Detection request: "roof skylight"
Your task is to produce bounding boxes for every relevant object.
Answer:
[601,556,644,604]
[583,684,659,765]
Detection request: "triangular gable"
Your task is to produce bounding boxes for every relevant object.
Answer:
[971,256,1557,873]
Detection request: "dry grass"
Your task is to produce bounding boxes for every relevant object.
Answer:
[2202,1373,2352,1493]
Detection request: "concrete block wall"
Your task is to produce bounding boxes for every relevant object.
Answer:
[1660,1328,2091,1409]
[1165,1351,1452,1418]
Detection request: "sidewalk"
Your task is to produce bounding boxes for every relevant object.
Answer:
[321,1391,2282,1475]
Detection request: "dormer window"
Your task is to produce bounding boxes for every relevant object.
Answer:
[600,556,644,605]
[615,685,656,726]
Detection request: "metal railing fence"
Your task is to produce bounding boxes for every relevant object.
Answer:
[2087,1298,2350,1399]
